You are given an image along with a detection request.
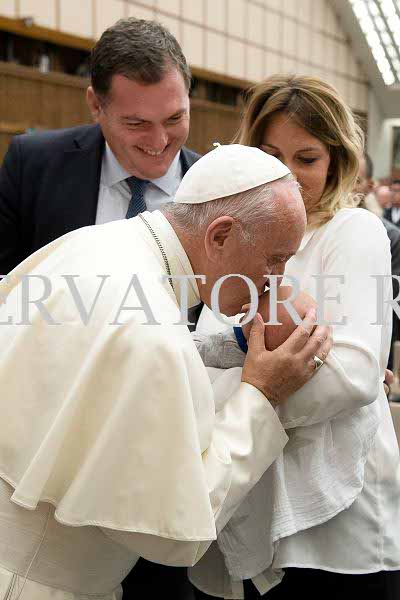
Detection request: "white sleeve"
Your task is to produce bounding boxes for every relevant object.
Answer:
[280,210,392,428]
[101,383,287,566]
[192,328,246,368]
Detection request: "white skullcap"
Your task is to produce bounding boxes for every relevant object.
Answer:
[174,143,290,204]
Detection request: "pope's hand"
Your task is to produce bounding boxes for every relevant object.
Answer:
[241,309,332,406]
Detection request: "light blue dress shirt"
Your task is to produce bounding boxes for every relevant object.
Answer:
[95,143,183,225]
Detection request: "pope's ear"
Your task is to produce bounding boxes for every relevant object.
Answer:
[204,216,235,260]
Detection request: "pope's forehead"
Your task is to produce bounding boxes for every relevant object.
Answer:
[259,196,306,250]
[270,182,305,217]
[256,214,303,246]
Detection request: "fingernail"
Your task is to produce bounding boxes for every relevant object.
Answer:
[308,308,316,320]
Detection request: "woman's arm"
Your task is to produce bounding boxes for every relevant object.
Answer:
[279,210,392,428]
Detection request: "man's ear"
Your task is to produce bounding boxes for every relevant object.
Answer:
[204,216,235,260]
[86,86,102,122]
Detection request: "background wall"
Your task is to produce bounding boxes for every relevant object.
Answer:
[368,91,400,179]
[1,0,368,114]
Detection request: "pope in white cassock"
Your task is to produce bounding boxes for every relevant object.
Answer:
[0,145,331,600]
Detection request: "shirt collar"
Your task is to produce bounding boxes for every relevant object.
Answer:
[101,143,182,195]
[137,210,201,309]
[298,225,318,252]
[150,152,182,196]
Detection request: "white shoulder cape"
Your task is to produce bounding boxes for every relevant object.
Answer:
[0,218,218,541]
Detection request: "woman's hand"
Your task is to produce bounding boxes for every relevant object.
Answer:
[384,369,394,396]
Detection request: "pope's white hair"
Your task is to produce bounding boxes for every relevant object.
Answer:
[163,174,297,245]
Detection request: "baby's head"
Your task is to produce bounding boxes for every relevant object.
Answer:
[258,286,317,351]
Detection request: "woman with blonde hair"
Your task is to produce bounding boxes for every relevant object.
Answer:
[189,75,400,599]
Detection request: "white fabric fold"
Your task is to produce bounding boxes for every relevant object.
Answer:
[0,209,288,576]
[208,367,380,581]
[0,214,216,541]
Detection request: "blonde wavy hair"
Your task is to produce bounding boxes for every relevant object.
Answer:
[235,74,364,227]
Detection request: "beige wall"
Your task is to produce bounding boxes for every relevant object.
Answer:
[367,90,400,179]
[1,0,368,113]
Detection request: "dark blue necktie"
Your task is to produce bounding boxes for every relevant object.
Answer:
[125,176,148,218]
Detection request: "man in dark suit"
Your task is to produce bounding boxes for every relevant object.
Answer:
[357,155,400,369]
[0,17,199,599]
[0,18,200,277]
[384,179,400,226]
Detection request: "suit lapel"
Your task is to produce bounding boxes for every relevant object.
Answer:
[53,138,195,239]
[180,146,203,326]
[53,125,104,235]
[180,146,200,176]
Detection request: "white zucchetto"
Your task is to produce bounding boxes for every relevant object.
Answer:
[174,144,291,204]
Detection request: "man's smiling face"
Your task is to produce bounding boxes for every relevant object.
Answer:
[88,69,190,180]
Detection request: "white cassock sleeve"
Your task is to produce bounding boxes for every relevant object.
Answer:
[101,377,287,566]
[0,217,286,570]
[0,280,287,569]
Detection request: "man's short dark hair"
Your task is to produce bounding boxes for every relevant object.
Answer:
[90,18,191,100]
[364,152,373,179]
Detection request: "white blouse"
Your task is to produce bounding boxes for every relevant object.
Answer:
[189,208,400,598]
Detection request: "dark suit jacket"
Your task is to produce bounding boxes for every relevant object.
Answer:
[382,218,400,280]
[0,123,200,275]
[384,207,400,226]
[382,217,400,369]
